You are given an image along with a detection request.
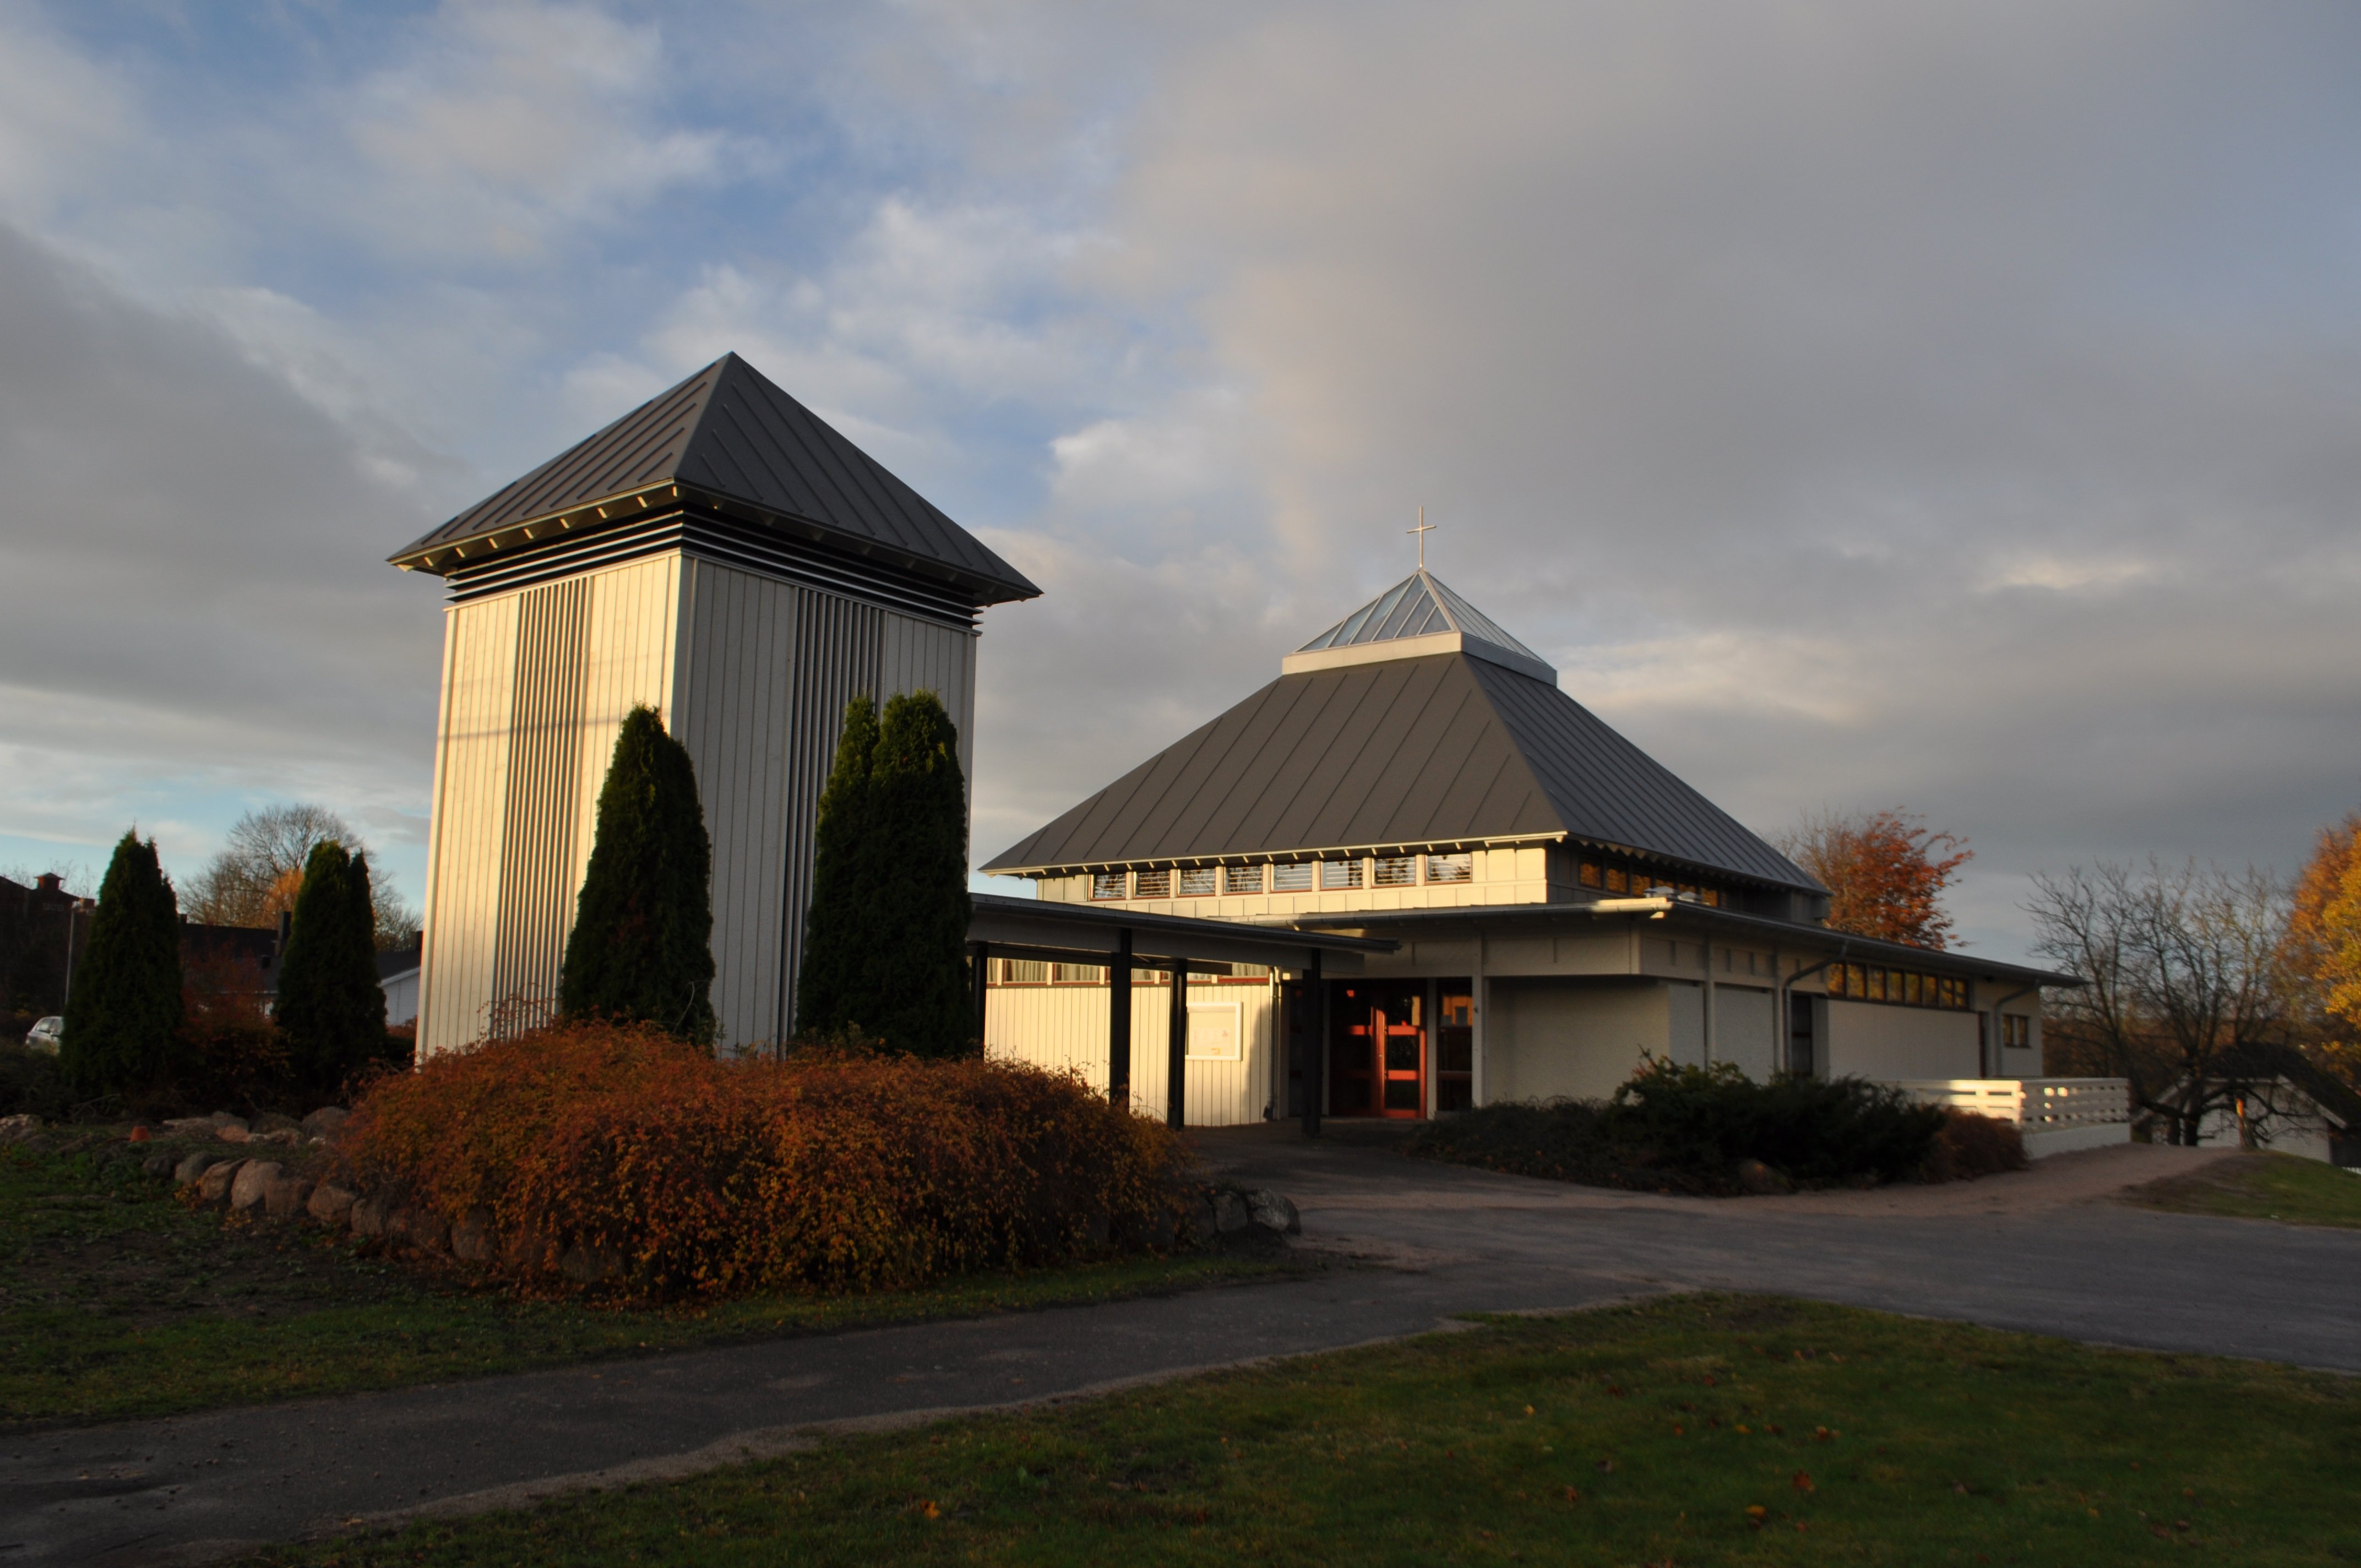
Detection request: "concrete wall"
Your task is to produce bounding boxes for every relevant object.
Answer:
[416,549,978,1057]
[1713,984,1776,1080]
[984,977,1278,1126]
[1484,978,1667,1102]
[1824,1000,1981,1081]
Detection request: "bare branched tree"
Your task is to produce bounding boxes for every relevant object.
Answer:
[183,804,420,950]
[2029,858,2297,1145]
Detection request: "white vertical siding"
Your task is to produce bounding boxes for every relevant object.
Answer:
[414,545,978,1059]
[983,979,1277,1126]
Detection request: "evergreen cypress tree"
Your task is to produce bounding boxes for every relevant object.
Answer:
[275,841,388,1090]
[559,705,717,1046]
[793,694,879,1038]
[61,831,183,1098]
[857,691,974,1057]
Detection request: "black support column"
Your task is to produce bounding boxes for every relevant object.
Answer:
[1166,957,1189,1130]
[969,941,989,1051]
[1301,949,1324,1138]
[1107,929,1133,1108]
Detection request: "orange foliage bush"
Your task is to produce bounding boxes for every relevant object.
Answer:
[1918,1109,2027,1183]
[332,1021,1195,1298]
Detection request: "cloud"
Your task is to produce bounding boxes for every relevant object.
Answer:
[0,224,443,884]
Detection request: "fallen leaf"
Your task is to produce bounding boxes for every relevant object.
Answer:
[1524,1404,1535,1415]
[1746,1505,1767,1521]
[922,1501,940,1519]
[1814,1427,1834,1441]
[1793,1472,1815,1494]
[1562,1487,1581,1502]
[1672,1425,1684,1436]
[1736,1424,1751,1435]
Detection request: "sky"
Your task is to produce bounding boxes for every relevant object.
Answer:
[0,0,2357,965]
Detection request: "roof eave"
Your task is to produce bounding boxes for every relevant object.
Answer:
[390,482,1042,605]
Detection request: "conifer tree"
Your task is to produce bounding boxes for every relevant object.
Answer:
[275,841,388,1090]
[857,691,974,1057]
[794,695,879,1038]
[61,831,183,1098]
[559,705,717,1046]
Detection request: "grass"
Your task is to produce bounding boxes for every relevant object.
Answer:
[244,1292,2361,1567]
[0,1136,1285,1426]
[2129,1151,2361,1229]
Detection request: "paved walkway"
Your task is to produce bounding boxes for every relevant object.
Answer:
[7,1135,2357,1565]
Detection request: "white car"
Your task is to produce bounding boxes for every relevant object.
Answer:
[23,1016,62,1054]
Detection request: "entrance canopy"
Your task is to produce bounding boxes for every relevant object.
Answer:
[969,892,1391,974]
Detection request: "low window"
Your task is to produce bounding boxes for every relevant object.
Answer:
[1134,868,1172,898]
[1053,963,1105,984]
[1373,855,1418,888]
[2003,1014,2031,1049]
[1426,853,1472,884]
[1579,860,1602,888]
[1604,867,1629,894]
[1272,862,1313,892]
[1177,867,1217,897]
[1224,864,1265,895]
[1090,872,1128,901]
[998,959,1049,984]
[1320,858,1363,890]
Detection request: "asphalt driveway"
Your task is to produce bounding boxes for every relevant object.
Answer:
[6,1133,2354,1565]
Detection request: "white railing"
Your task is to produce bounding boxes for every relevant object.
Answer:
[1885,1077,2131,1130]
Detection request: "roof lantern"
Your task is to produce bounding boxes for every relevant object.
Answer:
[1283,568,1555,683]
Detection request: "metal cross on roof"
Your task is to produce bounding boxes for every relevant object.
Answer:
[1407,505,1434,568]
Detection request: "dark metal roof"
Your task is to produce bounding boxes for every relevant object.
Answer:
[390,353,1040,605]
[1297,569,1549,669]
[982,650,1821,893]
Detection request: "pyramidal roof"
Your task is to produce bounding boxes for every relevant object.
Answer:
[986,580,1819,893]
[1283,569,1554,682]
[390,353,1039,605]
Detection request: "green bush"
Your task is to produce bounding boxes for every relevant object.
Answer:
[1407,1058,1947,1193]
[274,840,389,1093]
[60,832,182,1099]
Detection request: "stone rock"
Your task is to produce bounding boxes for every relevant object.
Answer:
[215,1125,251,1144]
[251,1112,302,1136]
[300,1106,349,1139]
[350,1195,391,1237]
[208,1112,249,1131]
[0,1114,41,1145]
[388,1208,449,1253]
[161,1117,215,1135]
[229,1160,282,1212]
[1212,1190,1250,1234]
[263,1175,315,1221]
[1736,1159,1792,1196]
[142,1152,178,1179]
[1245,1189,1301,1235]
[451,1208,494,1262]
[197,1158,249,1205]
[252,1128,302,1147]
[560,1243,623,1283]
[173,1151,222,1185]
[307,1183,358,1226]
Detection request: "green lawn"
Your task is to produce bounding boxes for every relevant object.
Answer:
[2130,1151,2361,1229]
[0,1139,1282,1425]
[248,1293,2359,1568]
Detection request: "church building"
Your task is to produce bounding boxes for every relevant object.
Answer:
[982,568,2066,1123]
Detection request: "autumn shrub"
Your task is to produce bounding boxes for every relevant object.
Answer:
[1918,1109,2028,1183]
[331,1020,1195,1299]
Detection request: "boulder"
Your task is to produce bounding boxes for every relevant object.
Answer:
[1735,1159,1792,1196]
[0,1114,42,1145]
[142,1152,177,1179]
[1245,1189,1301,1235]
[1211,1190,1250,1234]
[251,1112,302,1137]
[215,1125,251,1144]
[307,1183,358,1227]
[229,1161,282,1213]
[173,1151,222,1185]
[450,1208,494,1263]
[197,1158,249,1206]
[300,1106,349,1139]
[388,1207,449,1253]
[559,1243,623,1283]
[263,1175,315,1221]
[208,1112,249,1131]
[350,1195,391,1237]
[253,1128,303,1147]
[162,1116,214,1135]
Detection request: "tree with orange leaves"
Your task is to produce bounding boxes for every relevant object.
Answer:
[1780,809,1971,950]
[2284,812,2361,1086]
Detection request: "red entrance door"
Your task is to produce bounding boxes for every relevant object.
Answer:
[1330,982,1424,1117]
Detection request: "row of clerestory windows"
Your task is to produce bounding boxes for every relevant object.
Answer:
[1826,963,1971,1010]
[1576,853,1724,907]
[1088,853,1476,901]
